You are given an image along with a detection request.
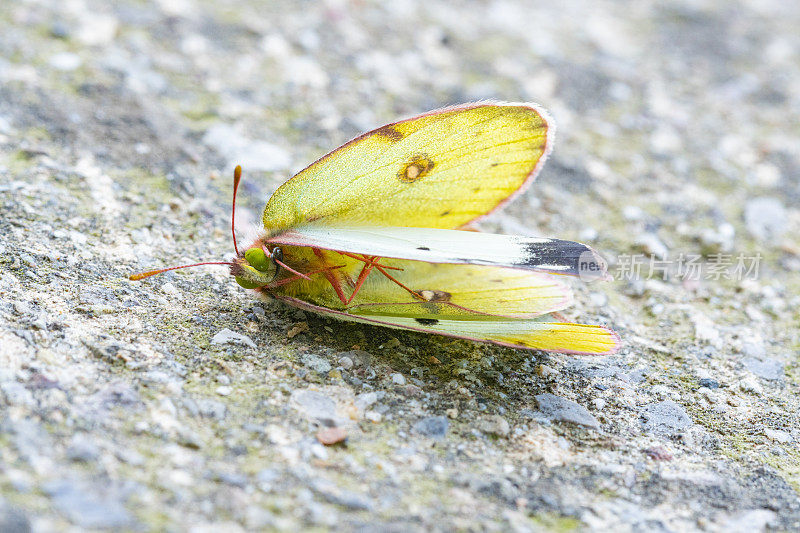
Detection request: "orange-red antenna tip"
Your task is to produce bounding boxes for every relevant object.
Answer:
[232,165,242,256]
[129,270,161,281]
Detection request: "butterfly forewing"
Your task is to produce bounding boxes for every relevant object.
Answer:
[268,225,608,279]
[262,102,551,232]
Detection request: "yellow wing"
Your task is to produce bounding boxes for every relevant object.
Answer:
[277,256,573,318]
[276,295,619,355]
[269,253,618,355]
[262,102,551,232]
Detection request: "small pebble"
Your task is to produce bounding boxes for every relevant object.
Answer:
[764,428,793,444]
[316,426,347,445]
[301,353,332,374]
[477,415,510,437]
[744,197,787,239]
[742,358,784,381]
[641,401,692,436]
[211,329,256,348]
[287,322,309,338]
[49,52,82,71]
[364,411,382,422]
[698,378,720,389]
[533,393,600,429]
[589,292,608,307]
[739,377,763,395]
[413,416,449,439]
[536,365,557,378]
[643,446,674,461]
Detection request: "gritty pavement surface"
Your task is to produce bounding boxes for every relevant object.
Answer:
[1,0,799,531]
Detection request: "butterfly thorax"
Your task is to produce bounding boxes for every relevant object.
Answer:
[265,246,363,307]
[232,237,364,309]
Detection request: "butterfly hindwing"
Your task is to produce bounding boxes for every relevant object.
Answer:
[275,295,618,355]
[282,258,574,319]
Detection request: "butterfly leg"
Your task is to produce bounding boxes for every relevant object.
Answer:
[312,249,422,305]
[312,248,352,304]
[343,252,425,301]
[341,254,416,304]
[371,263,424,300]
[344,258,376,305]
[311,249,386,305]
[337,251,404,270]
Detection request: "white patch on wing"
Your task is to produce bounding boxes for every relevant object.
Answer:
[535,264,571,271]
[267,225,605,277]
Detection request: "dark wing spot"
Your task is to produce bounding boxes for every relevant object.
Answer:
[473,187,481,193]
[374,125,404,142]
[439,210,451,217]
[418,290,452,302]
[415,318,439,326]
[416,246,430,251]
[398,153,435,183]
[490,162,499,167]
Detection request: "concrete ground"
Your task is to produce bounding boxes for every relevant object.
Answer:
[1,0,799,530]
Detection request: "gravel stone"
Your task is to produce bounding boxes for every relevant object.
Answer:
[744,197,787,239]
[311,479,374,511]
[412,416,449,439]
[641,401,692,436]
[743,358,785,381]
[722,509,778,533]
[0,382,34,407]
[211,328,256,348]
[0,500,30,533]
[533,393,600,429]
[698,378,720,389]
[301,353,332,374]
[291,389,337,422]
[44,480,133,529]
[355,391,379,412]
[66,434,100,462]
[196,399,228,420]
[477,415,511,437]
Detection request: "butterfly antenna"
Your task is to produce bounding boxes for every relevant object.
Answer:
[129,261,233,281]
[232,165,243,256]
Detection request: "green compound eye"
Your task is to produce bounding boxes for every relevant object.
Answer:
[244,247,270,272]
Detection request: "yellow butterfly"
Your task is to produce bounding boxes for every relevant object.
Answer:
[133,102,619,355]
